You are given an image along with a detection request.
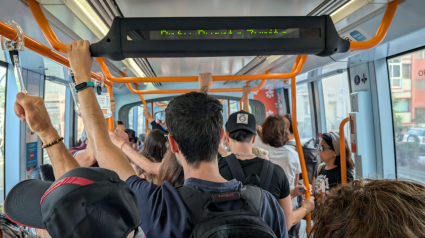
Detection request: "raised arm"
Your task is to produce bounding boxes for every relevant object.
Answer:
[109,129,161,175]
[67,40,135,181]
[242,86,251,112]
[14,93,79,178]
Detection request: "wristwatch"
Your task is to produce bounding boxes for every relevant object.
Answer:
[75,82,95,92]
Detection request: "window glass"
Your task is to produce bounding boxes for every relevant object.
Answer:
[229,100,239,114]
[321,72,351,144]
[43,81,67,164]
[389,49,425,185]
[137,105,145,136]
[128,107,134,129]
[296,83,313,139]
[0,65,7,205]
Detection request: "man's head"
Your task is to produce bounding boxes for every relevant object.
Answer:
[4,167,141,238]
[225,111,257,150]
[283,114,294,136]
[311,179,425,238]
[117,121,126,131]
[165,92,223,169]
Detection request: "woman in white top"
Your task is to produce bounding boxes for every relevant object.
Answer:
[253,115,302,204]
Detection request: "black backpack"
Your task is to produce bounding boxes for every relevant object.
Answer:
[225,154,274,190]
[177,185,277,238]
[286,139,320,184]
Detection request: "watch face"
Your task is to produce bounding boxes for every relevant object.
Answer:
[75,82,87,90]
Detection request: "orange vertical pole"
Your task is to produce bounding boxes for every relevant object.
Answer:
[289,55,311,233]
[227,99,230,118]
[107,83,114,131]
[339,117,349,185]
[151,102,154,117]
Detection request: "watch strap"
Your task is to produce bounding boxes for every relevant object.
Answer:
[75,82,95,92]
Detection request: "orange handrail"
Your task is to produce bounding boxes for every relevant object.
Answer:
[350,0,398,51]
[339,117,349,185]
[227,99,230,118]
[240,81,250,110]
[290,55,312,233]
[155,102,168,106]
[97,57,307,83]
[125,79,267,95]
[154,102,167,110]
[219,99,224,103]
[26,0,110,85]
[0,22,107,84]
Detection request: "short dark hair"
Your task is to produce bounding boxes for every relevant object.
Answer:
[283,114,293,134]
[260,115,289,147]
[165,92,223,169]
[229,129,254,143]
[117,121,124,125]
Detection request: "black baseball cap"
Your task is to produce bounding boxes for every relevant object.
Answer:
[4,167,141,238]
[226,110,257,135]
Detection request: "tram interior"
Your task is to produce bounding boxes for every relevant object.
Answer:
[0,0,424,237]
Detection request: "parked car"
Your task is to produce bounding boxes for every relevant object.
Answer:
[403,128,425,153]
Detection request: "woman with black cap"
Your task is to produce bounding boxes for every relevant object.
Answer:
[313,132,355,203]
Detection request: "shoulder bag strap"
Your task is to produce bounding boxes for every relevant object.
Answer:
[317,163,326,177]
[225,154,247,184]
[259,160,274,191]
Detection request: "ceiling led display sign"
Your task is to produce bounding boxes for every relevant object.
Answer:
[90,17,350,60]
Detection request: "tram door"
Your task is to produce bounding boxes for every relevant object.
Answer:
[349,64,377,179]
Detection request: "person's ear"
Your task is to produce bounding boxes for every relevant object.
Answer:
[168,135,180,154]
[252,135,256,144]
[225,131,230,143]
[220,128,225,141]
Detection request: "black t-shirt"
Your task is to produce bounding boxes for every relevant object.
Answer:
[218,156,290,200]
[314,165,353,203]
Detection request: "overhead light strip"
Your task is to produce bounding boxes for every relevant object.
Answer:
[74,0,109,36]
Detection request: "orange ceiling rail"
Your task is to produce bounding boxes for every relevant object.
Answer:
[349,0,398,51]
[97,57,307,83]
[125,79,266,95]
[26,0,110,85]
[0,21,108,84]
[154,102,167,110]
[339,117,350,185]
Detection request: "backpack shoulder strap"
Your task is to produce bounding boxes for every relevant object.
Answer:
[317,163,326,176]
[259,160,274,191]
[225,154,246,184]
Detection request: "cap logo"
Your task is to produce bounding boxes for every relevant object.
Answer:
[237,113,248,124]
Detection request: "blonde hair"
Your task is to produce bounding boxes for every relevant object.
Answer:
[145,127,152,135]
[252,147,268,158]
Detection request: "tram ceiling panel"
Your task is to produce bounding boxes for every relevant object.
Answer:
[115,0,326,18]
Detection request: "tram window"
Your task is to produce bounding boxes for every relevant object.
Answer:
[137,105,145,135]
[321,72,351,144]
[43,81,67,165]
[0,65,7,205]
[389,49,425,185]
[296,83,313,139]
[128,107,134,129]
[229,100,239,114]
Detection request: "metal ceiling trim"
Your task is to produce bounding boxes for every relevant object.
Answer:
[87,0,158,83]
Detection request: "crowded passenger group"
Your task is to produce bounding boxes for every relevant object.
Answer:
[4,40,425,238]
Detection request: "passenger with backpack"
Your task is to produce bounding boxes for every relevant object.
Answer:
[66,42,288,238]
[220,109,315,232]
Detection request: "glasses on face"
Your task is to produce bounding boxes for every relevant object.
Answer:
[316,144,333,152]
